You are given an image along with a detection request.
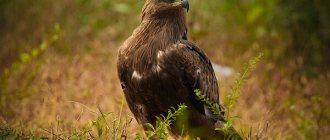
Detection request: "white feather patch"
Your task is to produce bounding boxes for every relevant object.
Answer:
[157,51,165,60]
[152,65,162,73]
[132,70,142,80]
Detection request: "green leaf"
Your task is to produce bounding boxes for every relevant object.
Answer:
[19,53,30,64]
[31,48,39,58]
[144,123,155,131]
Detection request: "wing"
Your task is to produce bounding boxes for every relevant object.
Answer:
[165,39,223,120]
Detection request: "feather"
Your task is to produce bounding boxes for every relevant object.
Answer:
[117,0,241,139]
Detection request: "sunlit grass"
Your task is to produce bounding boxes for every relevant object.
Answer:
[0,0,329,139]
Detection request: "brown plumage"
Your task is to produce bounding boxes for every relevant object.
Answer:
[117,0,241,139]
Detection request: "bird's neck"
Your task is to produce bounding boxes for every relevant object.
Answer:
[139,13,187,46]
[123,11,187,56]
[120,13,187,73]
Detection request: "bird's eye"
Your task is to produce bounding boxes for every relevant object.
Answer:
[121,82,126,89]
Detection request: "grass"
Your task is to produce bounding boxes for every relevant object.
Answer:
[195,53,264,140]
[0,52,264,139]
[1,0,330,140]
[144,104,187,140]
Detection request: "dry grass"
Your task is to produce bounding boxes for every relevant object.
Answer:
[0,41,141,138]
[1,0,330,139]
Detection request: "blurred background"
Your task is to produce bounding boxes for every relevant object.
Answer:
[0,0,329,139]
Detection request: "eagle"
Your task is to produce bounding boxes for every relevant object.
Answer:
[117,0,241,139]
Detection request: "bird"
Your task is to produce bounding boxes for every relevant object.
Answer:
[117,0,241,139]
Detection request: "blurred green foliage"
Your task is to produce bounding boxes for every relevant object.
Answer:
[1,0,329,71]
[0,0,329,139]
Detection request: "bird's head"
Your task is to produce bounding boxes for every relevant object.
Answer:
[141,0,189,20]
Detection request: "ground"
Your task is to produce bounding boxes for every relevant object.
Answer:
[0,0,329,139]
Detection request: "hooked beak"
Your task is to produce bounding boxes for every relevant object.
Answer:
[173,0,190,12]
[181,0,189,12]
